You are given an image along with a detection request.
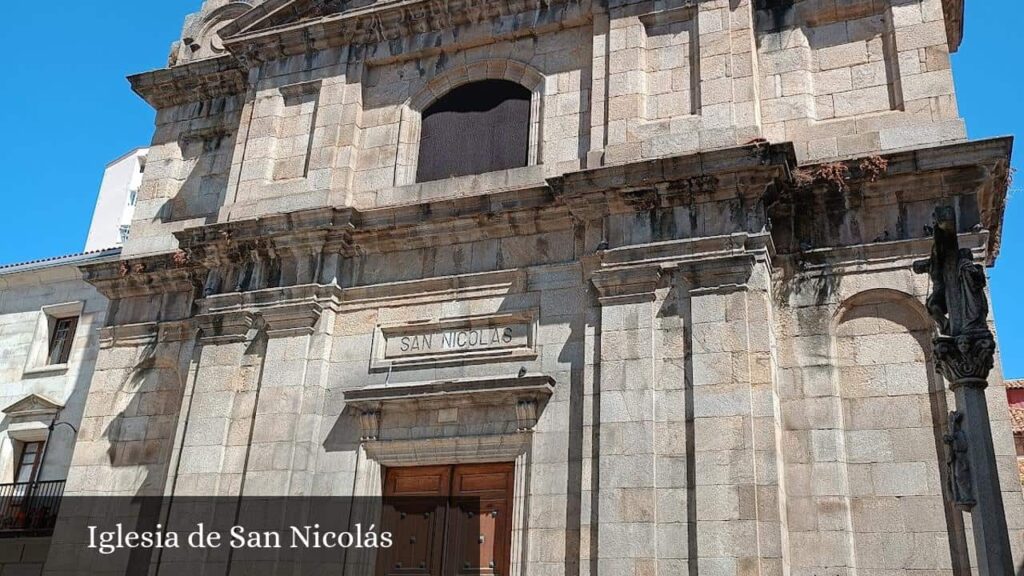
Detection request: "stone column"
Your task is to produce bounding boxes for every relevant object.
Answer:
[677,254,783,576]
[591,265,662,576]
[240,301,324,497]
[915,206,1013,576]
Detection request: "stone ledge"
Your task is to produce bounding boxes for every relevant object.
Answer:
[344,374,554,405]
[345,374,553,465]
[129,56,247,109]
[219,0,593,62]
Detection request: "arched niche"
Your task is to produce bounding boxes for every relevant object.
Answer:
[831,288,968,573]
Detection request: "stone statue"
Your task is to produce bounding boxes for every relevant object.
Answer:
[913,206,995,383]
[944,411,976,510]
[958,247,990,334]
[913,239,950,335]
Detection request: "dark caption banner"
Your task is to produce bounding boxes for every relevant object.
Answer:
[25,496,488,575]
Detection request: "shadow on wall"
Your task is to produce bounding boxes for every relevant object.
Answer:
[833,288,970,574]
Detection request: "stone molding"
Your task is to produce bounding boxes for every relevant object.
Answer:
[195,310,259,344]
[260,301,323,336]
[218,0,593,62]
[81,251,199,301]
[591,232,773,300]
[768,137,1012,266]
[591,265,662,305]
[2,394,63,420]
[3,394,64,444]
[344,374,554,406]
[338,269,527,312]
[128,56,247,109]
[362,434,533,467]
[99,320,194,349]
[555,142,793,220]
[79,140,1011,331]
[345,374,554,465]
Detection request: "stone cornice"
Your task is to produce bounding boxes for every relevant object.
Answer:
[99,320,194,349]
[554,142,795,217]
[128,56,247,109]
[591,265,663,305]
[773,137,1012,266]
[175,207,357,265]
[338,269,526,310]
[344,374,554,406]
[196,310,259,344]
[943,0,964,53]
[591,232,774,300]
[3,394,64,419]
[780,231,990,276]
[219,0,592,64]
[261,301,323,336]
[85,140,1011,321]
[353,186,563,252]
[81,252,200,300]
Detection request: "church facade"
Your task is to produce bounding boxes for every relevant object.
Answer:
[35,0,1024,574]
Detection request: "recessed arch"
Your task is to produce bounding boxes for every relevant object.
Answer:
[827,287,969,573]
[832,288,934,334]
[394,59,546,186]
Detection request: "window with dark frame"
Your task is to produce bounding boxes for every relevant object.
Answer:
[415,79,532,183]
[14,441,44,484]
[47,317,78,366]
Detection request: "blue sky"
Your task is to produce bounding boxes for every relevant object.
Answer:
[0,2,1021,374]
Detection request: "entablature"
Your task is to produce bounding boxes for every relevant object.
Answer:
[79,139,1011,330]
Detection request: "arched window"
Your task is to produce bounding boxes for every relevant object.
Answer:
[416,80,532,183]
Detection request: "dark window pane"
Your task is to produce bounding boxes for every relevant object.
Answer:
[416,80,531,183]
[15,441,45,484]
[48,317,78,365]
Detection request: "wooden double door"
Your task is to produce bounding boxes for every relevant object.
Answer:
[377,463,514,576]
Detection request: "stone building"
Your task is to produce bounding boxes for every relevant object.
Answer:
[0,249,119,572]
[36,0,1024,574]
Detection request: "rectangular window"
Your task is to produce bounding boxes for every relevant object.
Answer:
[128,189,138,206]
[47,317,78,365]
[14,441,44,484]
[119,225,131,243]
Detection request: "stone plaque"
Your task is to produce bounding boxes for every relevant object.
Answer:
[373,312,537,369]
[385,324,530,359]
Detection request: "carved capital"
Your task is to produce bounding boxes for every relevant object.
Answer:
[358,409,382,441]
[591,266,662,305]
[933,331,995,387]
[516,399,539,432]
[196,310,259,344]
[261,302,323,337]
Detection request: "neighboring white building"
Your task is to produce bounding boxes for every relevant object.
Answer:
[83,148,148,252]
[0,248,118,562]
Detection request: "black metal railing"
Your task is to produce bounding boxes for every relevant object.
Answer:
[0,480,65,537]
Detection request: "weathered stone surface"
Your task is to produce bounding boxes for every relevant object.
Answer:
[11,0,1018,575]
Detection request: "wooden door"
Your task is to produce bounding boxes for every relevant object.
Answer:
[447,464,514,576]
[379,463,514,576]
[377,466,451,576]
